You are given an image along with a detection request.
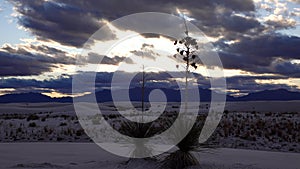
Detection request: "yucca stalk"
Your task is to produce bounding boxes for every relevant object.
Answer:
[160,11,205,169]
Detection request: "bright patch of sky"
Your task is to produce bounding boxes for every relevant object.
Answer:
[0,1,32,46]
[254,0,300,36]
[281,1,300,36]
[256,78,300,90]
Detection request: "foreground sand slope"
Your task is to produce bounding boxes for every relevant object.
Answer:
[0,143,298,169]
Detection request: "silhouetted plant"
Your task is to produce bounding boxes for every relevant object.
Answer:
[162,13,207,169]
[119,121,155,158]
[173,36,199,70]
[162,115,209,169]
[173,35,199,113]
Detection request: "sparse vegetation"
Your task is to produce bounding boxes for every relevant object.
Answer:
[0,110,298,153]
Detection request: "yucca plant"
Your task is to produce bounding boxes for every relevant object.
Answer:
[161,12,214,168]
[116,122,156,168]
[117,56,160,160]
[119,120,157,158]
[162,115,207,169]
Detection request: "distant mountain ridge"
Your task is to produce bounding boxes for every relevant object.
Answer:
[233,89,300,101]
[0,93,72,103]
[0,88,299,103]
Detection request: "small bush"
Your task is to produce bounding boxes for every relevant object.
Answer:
[76,129,85,136]
[57,137,64,141]
[16,127,22,133]
[59,122,68,126]
[28,122,37,127]
[27,114,39,121]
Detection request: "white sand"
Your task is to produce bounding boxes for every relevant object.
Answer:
[1,101,299,114]
[0,143,299,169]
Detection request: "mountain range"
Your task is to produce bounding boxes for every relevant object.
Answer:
[0,88,299,103]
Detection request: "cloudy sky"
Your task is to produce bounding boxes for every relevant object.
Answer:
[0,0,300,97]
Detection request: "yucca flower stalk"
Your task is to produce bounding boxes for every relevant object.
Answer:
[162,11,205,169]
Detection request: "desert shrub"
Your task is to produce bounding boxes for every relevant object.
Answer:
[57,137,64,141]
[59,122,68,126]
[27,114,39,121]
[16,127,22,133]
[265,112,272,117]
[60,115,69,120]
[92,114,102,125]
[28,122,37,127]
[76,129,85,136]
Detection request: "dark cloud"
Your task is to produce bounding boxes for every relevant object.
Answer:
[0,43,135,77]
[217,34,300,77]
[223,35,300,60]
[0,76,73,94]
[142,43,154,48]
[1,72,298,96]
[83,53,134,65]
[11,0,116,47]
[271,59,300,77]
[263,35,300,58]
[0,44,75,76]
[130,50,158,60]
[130,43,160,60]
[4,0,300,96]
[221,14,261,33]
[0,71,180,94]
[9,0,296,54]
[10,0,258,47]
[226,76,298,94]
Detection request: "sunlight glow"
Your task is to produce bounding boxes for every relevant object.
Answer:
[0,88,16,96]
[255,78,300,90]
[42,91,91,98]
